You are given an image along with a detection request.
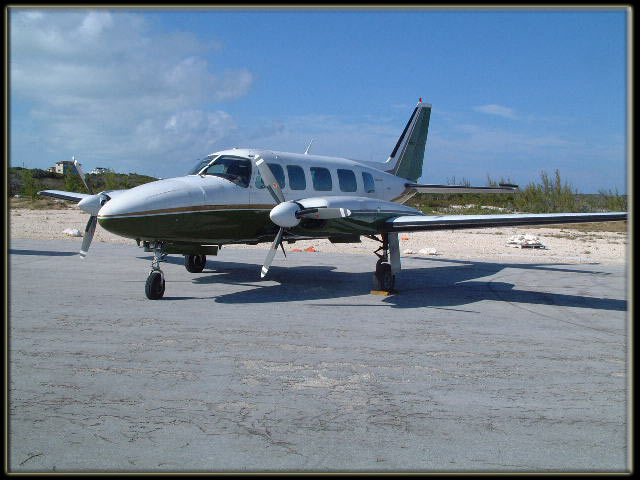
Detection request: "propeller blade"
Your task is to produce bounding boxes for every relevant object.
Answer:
[297,207,351,220]
[73,157,93,194]
[79,215,97,258]
[256,158,285,204]
[261,227,284,278]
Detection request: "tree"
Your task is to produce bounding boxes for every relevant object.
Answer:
[64,170,87,193]
[21,169,43,199]
[103,171,120,190]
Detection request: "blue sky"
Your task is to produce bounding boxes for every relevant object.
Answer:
[9,8,628,192]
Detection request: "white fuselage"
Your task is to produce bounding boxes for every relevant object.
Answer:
[98,148,414,219]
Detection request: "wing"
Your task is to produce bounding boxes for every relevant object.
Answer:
[38,189,128,204]
[405,183,520,194]
[37,189,92,203]
[385,211,627,232]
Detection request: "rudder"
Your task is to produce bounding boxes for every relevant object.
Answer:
[386,100,431,182]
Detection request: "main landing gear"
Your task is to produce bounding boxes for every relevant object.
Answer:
[145,242,166,300]
[184,254,207,273]
[374,259,395,292]
[369,233,398,293]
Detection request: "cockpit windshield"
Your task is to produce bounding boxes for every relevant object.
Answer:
[186,154,252,187]
[201,156,252,188]
[186,156,216,175]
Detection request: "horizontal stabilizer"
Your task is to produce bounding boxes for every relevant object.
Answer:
[37,190,92,203]
[385,211,627,232]
[406,183,520,194]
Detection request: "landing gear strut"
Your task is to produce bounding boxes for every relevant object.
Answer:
[369,233,396,292]
[184,254,207,273]
[145,242,166,300]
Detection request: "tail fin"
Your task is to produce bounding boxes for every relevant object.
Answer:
[385,100,431,182]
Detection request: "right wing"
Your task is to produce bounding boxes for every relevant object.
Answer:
[405,183,520,194]
[385,211,627,232]
[37,190,92,203]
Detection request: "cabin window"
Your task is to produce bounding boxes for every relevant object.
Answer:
[310,167,332,191]
[337,169,357,192]
[255,163,286,189]
[362,171,375,193]
[203,156,251,187]
[287,165,306,190]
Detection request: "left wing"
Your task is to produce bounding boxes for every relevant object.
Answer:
[385,211,627,232]
[38,189,92,203]
[38,189,128,206]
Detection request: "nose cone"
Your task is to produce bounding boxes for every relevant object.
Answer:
[270,201,301,228]
[77,194,103,216]
[97,177,203,239]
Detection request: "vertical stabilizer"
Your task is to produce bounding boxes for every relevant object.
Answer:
[385,100,431,182]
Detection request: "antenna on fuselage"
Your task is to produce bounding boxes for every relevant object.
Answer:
[304,139,314,155]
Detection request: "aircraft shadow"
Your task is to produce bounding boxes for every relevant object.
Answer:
[145,255,627,312]
[9,249,78,257]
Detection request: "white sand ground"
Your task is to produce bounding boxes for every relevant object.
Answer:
[9,206,628,265]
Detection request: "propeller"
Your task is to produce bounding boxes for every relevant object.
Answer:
[261,226,284,278]
[256,157,285,204]
[255,157,287,277]
[80,215,97,258]
[255,158,351,278]
[73,157,93,194]
[72,157,110,258]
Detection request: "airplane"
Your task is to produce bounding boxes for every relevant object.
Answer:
[37,100,627,300]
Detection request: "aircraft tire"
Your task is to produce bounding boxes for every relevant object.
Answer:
[185,254,207,273]
[373,260,395,292]
[145,271,165,300]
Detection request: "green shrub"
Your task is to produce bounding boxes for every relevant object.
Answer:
[103,171,120,190]
[408,169,626,214]
[64,171,88,193]
[21,169,43,199]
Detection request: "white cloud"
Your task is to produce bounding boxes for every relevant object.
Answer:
[78,10,114,38]
[10,9,252,173]
[473,104,517,119]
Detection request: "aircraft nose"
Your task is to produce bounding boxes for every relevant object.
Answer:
[97,191,144,239]
[97,192,132,218]
[97,178,203,240]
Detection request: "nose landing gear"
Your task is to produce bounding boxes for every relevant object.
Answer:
[145,242,167,300]
[145,270,165,300]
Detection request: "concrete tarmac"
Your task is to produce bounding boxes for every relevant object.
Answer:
[8,239,628,472]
